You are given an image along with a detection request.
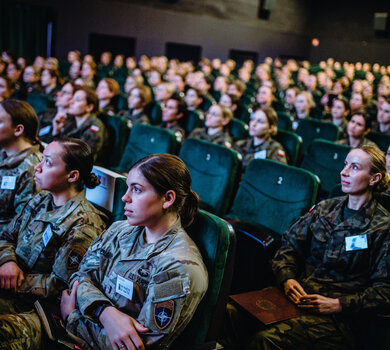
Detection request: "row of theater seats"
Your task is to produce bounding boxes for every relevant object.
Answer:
[84,151,390,350]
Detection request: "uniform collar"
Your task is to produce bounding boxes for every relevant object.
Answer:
[322,196,376,230]
[0,144,40,168]
[119,218,182,260]
[36,190,87,234]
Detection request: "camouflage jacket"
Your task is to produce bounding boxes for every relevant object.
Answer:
[336,137,378,148]
[0,190,107,299]
[234,136,288,170]
[119,109,151,127]
[66,219,208,350]
[189,127,233,148]
[162,123,186,143]
[0,145,42,233]
[272,196,390,314]
[40,114,108,161]
[370,121,390,135]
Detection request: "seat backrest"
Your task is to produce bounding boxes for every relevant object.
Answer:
[228,159,319,237]
[117,92,128,111]
[367,131,390,152]
[274,129,302,165]
[117,124,179,173]
[26,93,55,115]
[179,138,241,216]
[170,210,235,348]
[276,111,293,131]
[296,118,340,154]
[181,110,203,135]
[99,113,131,168]
[85,166,127,223]
[145,101,162,125]
[229,118,249,141]
[301,139,351,196]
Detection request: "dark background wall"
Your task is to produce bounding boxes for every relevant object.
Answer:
[3,0,390,64]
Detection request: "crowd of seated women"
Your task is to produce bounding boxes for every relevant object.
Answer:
[0,48,389,349]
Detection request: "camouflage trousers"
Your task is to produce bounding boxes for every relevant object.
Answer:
[0,293,42,350]
[221,302,358,350]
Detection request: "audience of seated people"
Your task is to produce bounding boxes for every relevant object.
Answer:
[0,49,390,349]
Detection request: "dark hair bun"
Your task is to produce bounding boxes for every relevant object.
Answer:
[85,173,100,189]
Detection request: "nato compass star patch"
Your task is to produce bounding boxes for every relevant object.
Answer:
[66,246,86,270]
[154,300,174,330]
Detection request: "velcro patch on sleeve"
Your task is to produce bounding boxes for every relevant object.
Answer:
[66,246,87,270]
[153,277,185,301]
[154,300,174,330]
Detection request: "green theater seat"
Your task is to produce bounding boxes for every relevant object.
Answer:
[300,139,351,197]
[145,101,163,125]
[170,210,235,349]
[179,138,241,216]
[181,109,204,135]
[116,124,179,173]
[98,113,131,168]
[229,118,249,142]
[225,159,318,293]
[26,93,55,115]
[367,131,390,152]
[226,158,319,239]
[296,118,340,154]
[276,111,293,131]
[274,129,302,165]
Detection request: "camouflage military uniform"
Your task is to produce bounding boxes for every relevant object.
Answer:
[0,145,42,233]
[162,123,186,143]
[40,114,108,162]
[247,196,390,350]
[0,190,107,350]
[66,219,208,350]
[234,136,287,170]
[189,127,233,148]
[119,110,151,127]
[370,121,390,135]
[337,137,378,148]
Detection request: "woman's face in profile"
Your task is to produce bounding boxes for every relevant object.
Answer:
[122,168,166,227]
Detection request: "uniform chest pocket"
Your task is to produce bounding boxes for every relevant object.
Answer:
[103,261,152,304]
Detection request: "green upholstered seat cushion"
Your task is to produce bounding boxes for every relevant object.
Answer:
[117,124,178,173]
[229,119,249,141]
[274,129,302,165]
[227,159,318,237]
[296,118,340,154]
[172,209,232,346]
[367,131,390,152]
[99,114,130,168]
[276,111,293,131]
[300,139,351,196]
[179,138,240,216]
[26,93,55,115]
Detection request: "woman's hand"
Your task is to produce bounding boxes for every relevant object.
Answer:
[100,306,149,350]
[0,261,24,292]
[283,278,307,304]
[297,294,342,314]
[52,112,67,135]
[60,280,79,321]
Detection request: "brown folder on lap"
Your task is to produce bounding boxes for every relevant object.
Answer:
[230,286,307,325]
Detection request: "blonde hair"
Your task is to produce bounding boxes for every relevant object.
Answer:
[357,145,390,193]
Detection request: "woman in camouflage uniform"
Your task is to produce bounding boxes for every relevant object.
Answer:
[0,138,107,349]
[61,154,208,350]
[234,106,287,171]
[337,112,378,148]
[226,145,390,350]
[0,99,43,232]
